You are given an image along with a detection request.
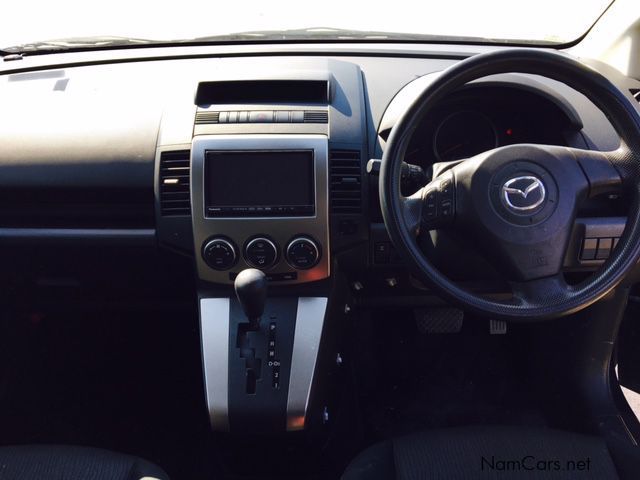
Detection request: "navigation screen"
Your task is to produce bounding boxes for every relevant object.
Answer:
[204,150,315,217]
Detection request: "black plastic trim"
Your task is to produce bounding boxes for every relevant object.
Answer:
[0,227,156,246]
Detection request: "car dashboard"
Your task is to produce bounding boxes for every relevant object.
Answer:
[1,41,640,437]
[0,48,636,290]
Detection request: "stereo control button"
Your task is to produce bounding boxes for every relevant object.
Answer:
[286,237,320,270]
[245,237,278,269]
[249,111,274,123]
[203,238,237,270]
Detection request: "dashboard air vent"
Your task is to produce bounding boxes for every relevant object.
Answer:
[631,89,640,102]
[304,111,329,123]
[159,150,191,216]
[195,111,220,124]
[330,150,362,214]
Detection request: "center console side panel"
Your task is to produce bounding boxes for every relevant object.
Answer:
[228,297,297,432]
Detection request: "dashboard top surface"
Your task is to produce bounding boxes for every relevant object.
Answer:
[0,49,635,171]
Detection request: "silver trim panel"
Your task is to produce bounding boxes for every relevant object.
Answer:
[191,135,330,285]
[199,298,231,431]
[286,297,328,431]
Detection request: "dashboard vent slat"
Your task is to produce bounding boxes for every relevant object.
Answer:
[159,150,191,216]
[631,89,640,103]
[195,111,220,124]
[330,150,362,214]
[304,111,329,123]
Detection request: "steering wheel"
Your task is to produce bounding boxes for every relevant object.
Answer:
[380,49,640,321]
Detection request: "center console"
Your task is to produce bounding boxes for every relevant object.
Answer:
[156,63,367,436]
[200,289,328,432]
[191,134,330,285]
[192,135,333,432]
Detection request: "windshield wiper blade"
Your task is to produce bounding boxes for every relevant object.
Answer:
[188,27,505,43]
[187,27,556,46]
[190,27,443,42]
[189,27,377,41]
[2,36,159,54]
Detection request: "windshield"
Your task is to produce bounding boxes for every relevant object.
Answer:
[2,0,613,52]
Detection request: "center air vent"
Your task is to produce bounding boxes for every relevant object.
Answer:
[195,111,220,124]
[195,109,328,124]
[631,89,640,103]
[159,150,191,216]
[330,150,362,214]
[304,111,329,123]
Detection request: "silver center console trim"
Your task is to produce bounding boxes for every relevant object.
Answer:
[191,134,330,285]
[199,298,231,431]
[286,297,328,431]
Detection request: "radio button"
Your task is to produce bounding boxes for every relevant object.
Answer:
[249,111,274,123]
[245,237,278,269]
[275,111,290,123]
[203,238,237,270]
[286,237,320,270]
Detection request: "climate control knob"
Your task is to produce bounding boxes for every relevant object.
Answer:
[202,238,237,270]
[244,237,278,269]
[286,237,320,270]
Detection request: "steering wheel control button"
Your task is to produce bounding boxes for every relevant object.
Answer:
[440,177,453,198]
[286,237,320,270]
[244,237,278,269]
[581,238,598,261]
[424,190,438,220]
[421,171,456,230]
[596,238,613,260]
[440,200,453,218]
[203,238,237,270]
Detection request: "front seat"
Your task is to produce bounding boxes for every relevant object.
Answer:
[342,426,628,480]
[0,445,168,480]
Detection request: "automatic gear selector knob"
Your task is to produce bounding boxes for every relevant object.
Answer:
[234,268,267,326]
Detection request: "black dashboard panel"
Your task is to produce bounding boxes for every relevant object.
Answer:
[0,69,160,189]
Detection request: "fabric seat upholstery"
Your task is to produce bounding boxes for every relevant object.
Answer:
[0,445,168,480]
[342,426,620,480]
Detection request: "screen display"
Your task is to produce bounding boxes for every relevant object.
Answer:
[204,150,315,217]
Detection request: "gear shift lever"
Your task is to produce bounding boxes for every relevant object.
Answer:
[234,268,267,329]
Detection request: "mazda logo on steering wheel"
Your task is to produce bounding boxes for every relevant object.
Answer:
[501,176,546,212]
